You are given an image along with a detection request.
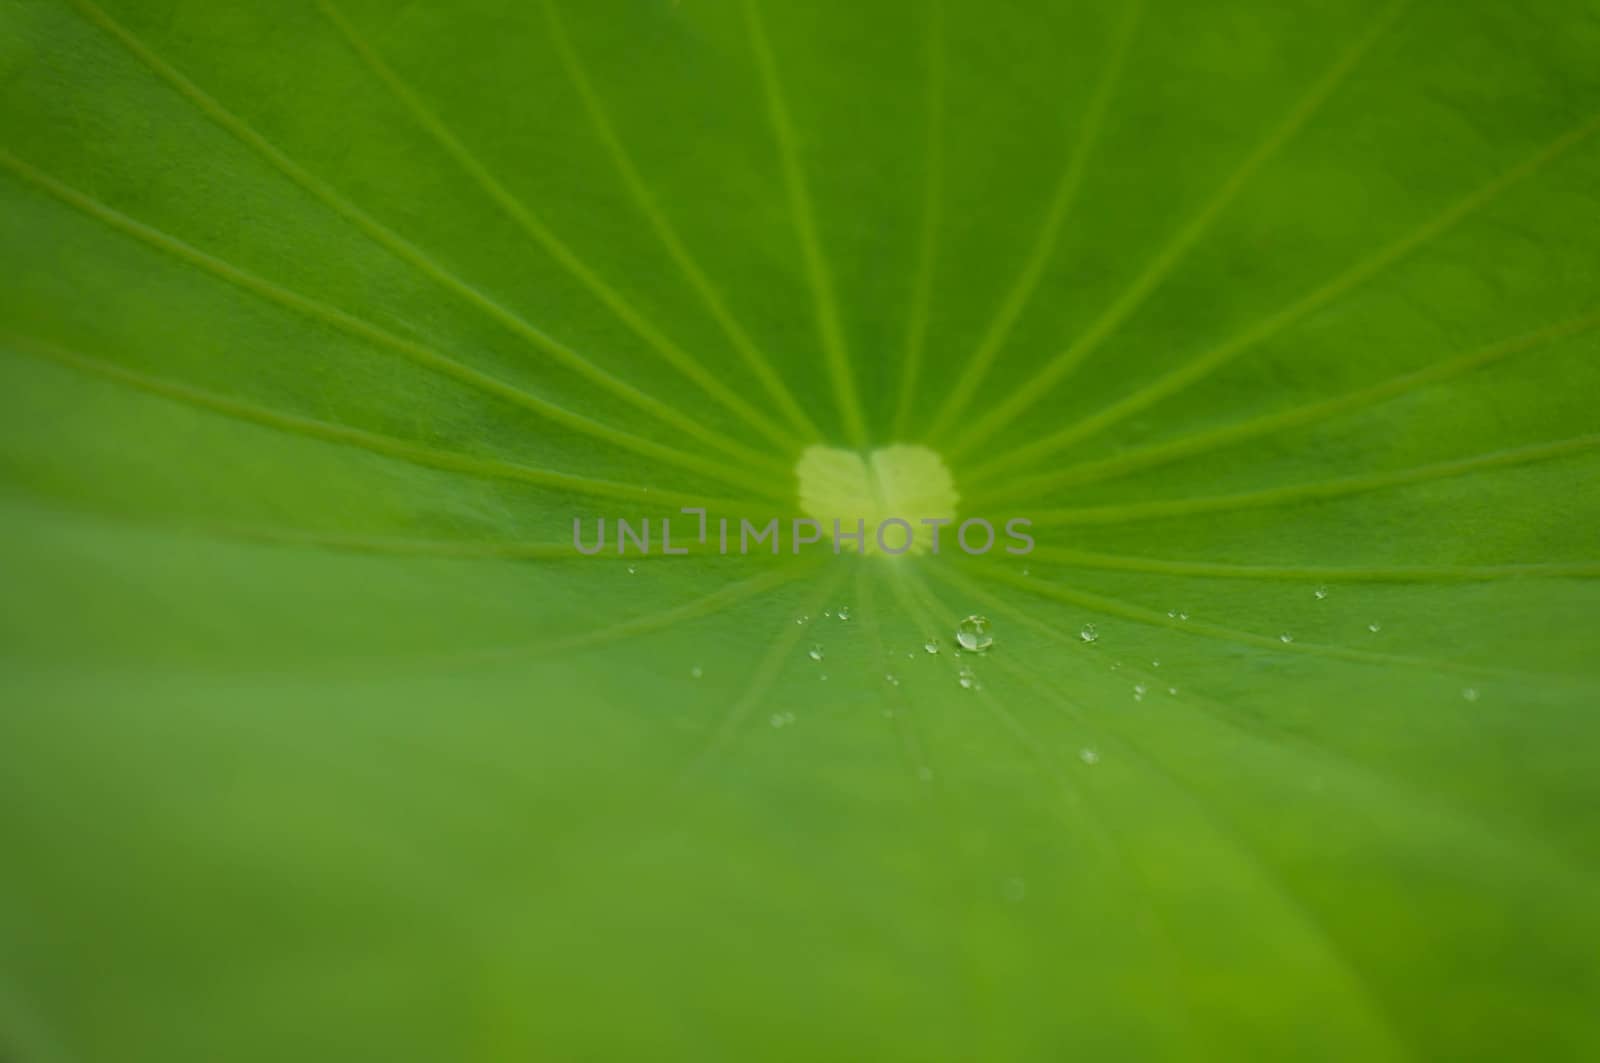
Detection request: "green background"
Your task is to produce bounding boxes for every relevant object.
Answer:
[2,0,1598,1059]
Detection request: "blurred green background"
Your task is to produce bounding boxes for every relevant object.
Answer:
[2,0,1599,1059]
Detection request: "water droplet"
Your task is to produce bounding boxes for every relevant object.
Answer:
[1002,877,1027,903]
[690,666,703,679]
[956,615,994,653]
[958,665,979,690]
[1462,687,1480,702]
[626,565,637,575]
[769,713,787,729]
[1279,632,1295,644]
[1133,682,1148,701]
[795,615,809,625]
[1167,609,1178,619]
[837,606,850,621]
[923,638,940,655]
[819,674,829,682]
[1079,747,1100,766]
[1179,611,1190,621]
[1151,659,1161,668]
[1314,585,1329,601]
[1367,621,1382,633]
[823,609,833,619]
[905,651,915,659]
[1079,623,1099,644]
[807,644,824,661]
[1022,567,1031,577]
[885,673,900,686]
[1167,686,1179,696]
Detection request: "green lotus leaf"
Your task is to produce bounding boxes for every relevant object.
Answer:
[3,0,1598,1059]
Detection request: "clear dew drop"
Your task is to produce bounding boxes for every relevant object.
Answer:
[795,615,809,625]
[837,606,851,621]
[1168,686,1179,696]
[956,615,994,653]
[1079,623,1099,644]
[626,565,637,575]
[807,643,824,662]
[1179,611,1190,621]
[1279,632,1295,644]
[958,665,979,691]
[1151,659,1161,668]
[1462,687,1480,702]
[1133,682,1147,702]
[1368,621,1382,633]
[923,638,941,655]
[1314,585,1329,601]
[823,609,833,619]
[1079,747,1100,766]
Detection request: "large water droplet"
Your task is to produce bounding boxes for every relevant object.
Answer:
[956,615,993,653]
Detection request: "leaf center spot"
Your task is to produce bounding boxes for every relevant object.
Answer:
[795,444,959,556]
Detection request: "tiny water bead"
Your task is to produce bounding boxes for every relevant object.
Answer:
[923,638,940,655]
[1314,585,1329,600]
[690,666,703,679]
[1368,621,1382,633]
[807,644,825,661]
[823,609,833,619]
[956,615,994,653]
[958,665,979,690]
[837,606,851,621]
[1079,747,1101,766]
[1462,687,1481,702]
[1079,623,1099,644]
[885,673,900,686]
[1133,682,1147,702]
[1279,632,1295,644]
